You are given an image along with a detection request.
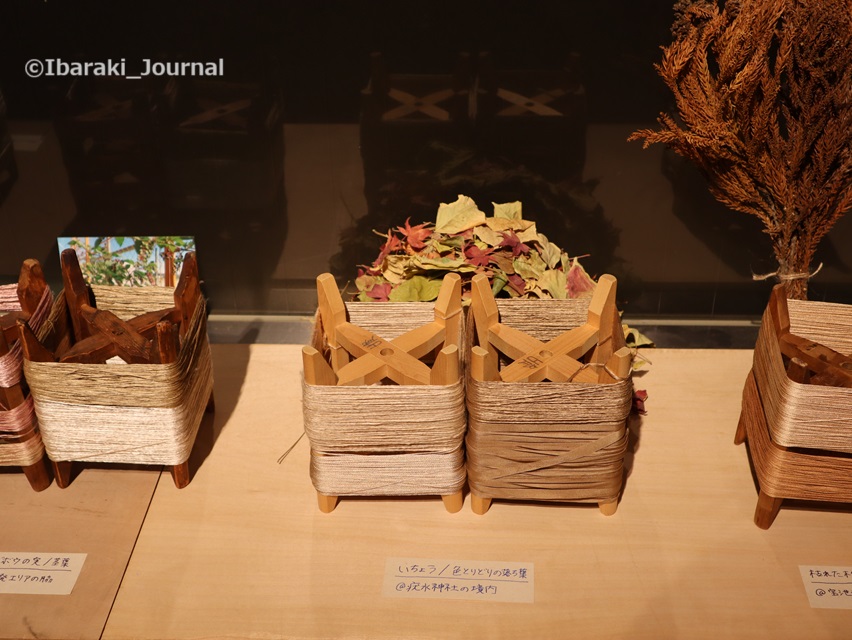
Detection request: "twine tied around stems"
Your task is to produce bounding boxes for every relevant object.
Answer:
[752,262,823,282]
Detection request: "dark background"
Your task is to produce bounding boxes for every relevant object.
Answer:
[0,0,673,122]
[0,1,848,329]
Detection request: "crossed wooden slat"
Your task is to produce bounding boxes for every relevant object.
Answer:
[72,93,133,123]
[496,87,566,117]
[180,98,252,128]
[469,273,630,384]
[382,88,454,121]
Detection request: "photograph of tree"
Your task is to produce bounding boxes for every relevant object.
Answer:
[57,236,196,287]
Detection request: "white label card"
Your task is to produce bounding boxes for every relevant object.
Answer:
[383,557,534,603]
[799,565,852,609]
[0,553,87,595]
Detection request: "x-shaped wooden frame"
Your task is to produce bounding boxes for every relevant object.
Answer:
[306,272,462,387]
[381,88,454,122]
[496,87,566,117]
[470,273,630,385]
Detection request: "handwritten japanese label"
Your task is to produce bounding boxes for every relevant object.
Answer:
[383,557,534,603]
[0,552,86,595]
[800,566,852,609]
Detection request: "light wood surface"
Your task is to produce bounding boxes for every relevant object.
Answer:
[0,466,160,640]
[2,346,851,639]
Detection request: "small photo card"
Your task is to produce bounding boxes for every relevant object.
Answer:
[57,236,196,287]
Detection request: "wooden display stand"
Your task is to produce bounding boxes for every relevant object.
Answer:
[0,260,51,490]
[18,249,214,489]
[735,285,852,529]
[467,273,632,515]
[302,272,464,513]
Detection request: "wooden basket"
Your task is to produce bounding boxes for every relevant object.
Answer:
[465,274,633,515]
[301,274,465,513]
[0,265,52,491]
[20,252,214,489]
[736,286,852,528]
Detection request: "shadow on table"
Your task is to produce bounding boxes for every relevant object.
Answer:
[619,367,650,505]
[184,343,251,483]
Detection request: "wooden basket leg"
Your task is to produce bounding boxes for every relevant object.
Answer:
[735,369,756,445]
[318,493,339,513]
[171,461,190,488]
[598,499,618,516]
[53,460,73,488]
[441,491,463,513]
[734,416,748,445]
[754,490,783,530]
[471,494,492,515]
[22,459,51,491]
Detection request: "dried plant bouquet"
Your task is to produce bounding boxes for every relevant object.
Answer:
[630,0,852,299]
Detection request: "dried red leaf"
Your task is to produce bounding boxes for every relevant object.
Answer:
[464,244,495,267]
[632,389,648,415]
[365,282,392,302]
[396,218,433,250]
[506,273,527,296]
[371,230,402,268]
[566,260,596,297]
[499,231,531,257]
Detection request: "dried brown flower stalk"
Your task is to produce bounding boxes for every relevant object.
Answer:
[630,0,852,299]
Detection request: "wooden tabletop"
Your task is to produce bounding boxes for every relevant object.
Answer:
[0,463,160,639]
[2,345,851,640]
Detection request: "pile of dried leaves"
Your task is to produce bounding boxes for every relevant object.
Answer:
[354,195,598,302]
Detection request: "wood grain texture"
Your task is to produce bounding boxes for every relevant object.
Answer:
[0,464,160,639]
[96,347,852,640]
[3,347,850,639]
